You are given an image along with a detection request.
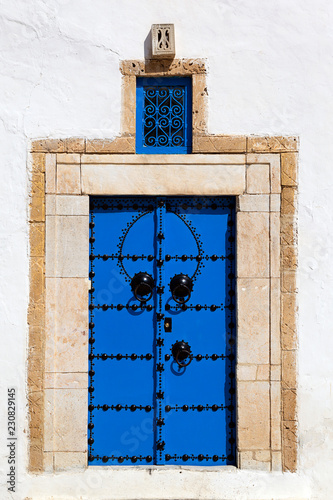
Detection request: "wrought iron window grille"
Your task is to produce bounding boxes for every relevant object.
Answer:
[136,77,192,154]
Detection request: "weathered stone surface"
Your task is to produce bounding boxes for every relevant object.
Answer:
[256,364,269,380]
[121,75,136,135]
[55,195,89,216]
[271,364,281,381]
[56,164,81,194]
[45,216,89,278]
[271,451,282,472]
[32,138,85,153]
[54,452,87,471]
[282,350,297,389]
[82,164,245,196]
[192,74,208,135]
[45,278,88,373]
[237,381,270,450]
[238,451,271,471]
[45,372,88,389]
[57,153,80,164]
[237,364,257,380]
[30,195,45,222]
[270,194,281,212]
[237,194,270,212]
[85,137,135,153]
[30,257,45,304]
[31,153,46,173]
[281,293,297,350]
[120,58,207,76]
[281,216,297,246]
[283,421,297,472]
[193,135,246,153]
[270,213,280,278]
[247,136,298,153]
[45,389,87,452]
[30,222,45,257]
[82,153,245,164]
[237,279,269,364]
[247,164,270,194]
[271,381,282,450]
[282,245,297,270]
[45,154,56,193]
[281,152,298,186]
[237,213,269,277]
[282,389,297,421]
[281,187,297,215]
[271,278,281,365]
[282,271,297,293]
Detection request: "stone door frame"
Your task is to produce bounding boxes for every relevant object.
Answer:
[28,58,298,474]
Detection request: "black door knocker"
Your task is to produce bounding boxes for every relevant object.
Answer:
[171,341,192,367]
[131,272,154,302]
[170,274,193,304]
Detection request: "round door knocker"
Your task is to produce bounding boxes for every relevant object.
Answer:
[170,274,193,304]
[131,272,154,302]
[171,341,193,367]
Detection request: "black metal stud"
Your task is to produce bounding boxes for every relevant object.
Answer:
[147,304,153,311]
[165,405,171,412]
[195,304,201,311]
[88,404,94,411]
[165,254,171,261]
[157,232,164,239]
[146,455,152,462]
[102,255,108,261]
[210,305,217,311]
[157,441,165,450]
[213,455,219,462]
[116,353,122,360]
[212,354,218,361]
[165,454,171,461]
[102,304,108,311]
[88,438,94,445]
[197,405,204,412]
[148,255,154,261]
[212,404,218,411]
[117,304,123,311]
[146,353,152,360]
[103,404,109,411]
[115,404,122,411]
[131,354,137,360]
[198,454,204,461]
[118,457,124,463]
[130,405,136,411]
[145,405,151,412]
[101,353,108,360]
[88,423,94,430]
[196,354,203,361]
[88,386,94,393]
[156,391,164,399]
[211,254,218,261]
[182,405,189,412]
[182,454,189,461]
[181,254,187,261]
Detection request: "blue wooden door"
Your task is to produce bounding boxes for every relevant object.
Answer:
[88,196,236,466]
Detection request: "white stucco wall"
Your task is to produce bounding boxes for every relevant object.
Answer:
[0,0,332,498]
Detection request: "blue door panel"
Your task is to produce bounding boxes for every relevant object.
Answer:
[90,410,155,464]
[164,412,230,464]
[92,359,154,405]
[88,196,236,466]
[92,309,155,354]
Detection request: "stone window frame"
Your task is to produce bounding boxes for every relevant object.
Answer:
[28,58,298,474]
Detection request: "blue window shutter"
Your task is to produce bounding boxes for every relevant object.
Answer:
[136,77,192,154]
